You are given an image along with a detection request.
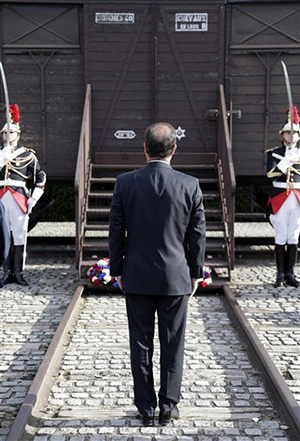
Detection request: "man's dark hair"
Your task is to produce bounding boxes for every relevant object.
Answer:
[144,123,177,158]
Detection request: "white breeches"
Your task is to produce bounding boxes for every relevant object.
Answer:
[269,192,300,245]
[1,191,28,245]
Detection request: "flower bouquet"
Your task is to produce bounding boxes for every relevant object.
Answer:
[87,258,119,288]
[199,266,212,288]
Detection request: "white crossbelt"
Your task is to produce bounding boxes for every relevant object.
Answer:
[273,181,300,189]
[0,179,26,188]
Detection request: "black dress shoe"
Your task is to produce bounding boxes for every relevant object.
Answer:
[137,411,154,426]
[274,272,285,288]
[285,273,299,288]
[1,271,14,286]
[159,405,179,426]
[13,272,28,286]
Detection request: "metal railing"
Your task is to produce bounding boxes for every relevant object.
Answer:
[218,83,236,269]
[75,84,91,269]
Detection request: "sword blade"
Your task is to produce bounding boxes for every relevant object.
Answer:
[281,60,294,140]
[0,62,11,146]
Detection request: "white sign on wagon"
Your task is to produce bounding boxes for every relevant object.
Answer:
[175,13,208,32]
[114,130,136,140]
[95,13,135,24]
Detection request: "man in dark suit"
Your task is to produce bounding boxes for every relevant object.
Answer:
[109,122,206,426]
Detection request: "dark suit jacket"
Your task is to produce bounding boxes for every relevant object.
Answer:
[109,160,206,295]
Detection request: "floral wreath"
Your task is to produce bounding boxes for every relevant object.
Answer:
[87,258,118,288]
[199,266,212,288]
[87,260,212,290]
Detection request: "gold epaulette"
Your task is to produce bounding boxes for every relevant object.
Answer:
[265,145,282,153]
[21,146,36,154]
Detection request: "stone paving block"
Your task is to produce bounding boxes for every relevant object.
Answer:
[2,256,299,441]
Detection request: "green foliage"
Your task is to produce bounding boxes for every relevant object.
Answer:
[41,184,75,221]
[235,185,252,213]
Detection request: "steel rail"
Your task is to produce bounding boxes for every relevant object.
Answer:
[223,284,300,439]
[6,284,85,441]
[6,280,300,440]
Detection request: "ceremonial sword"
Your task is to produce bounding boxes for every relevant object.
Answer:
[281,60,294,142]
[0,62,11,146]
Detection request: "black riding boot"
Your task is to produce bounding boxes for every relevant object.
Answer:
[1,244,14,286]
[285,244,299,288]
[274,244,285,288]
[13,245,28,286]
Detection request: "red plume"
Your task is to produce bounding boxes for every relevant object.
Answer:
[286,106,299,125]
[9,104,20,124]
[293,106,299,125]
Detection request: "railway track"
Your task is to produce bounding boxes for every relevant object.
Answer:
[3,257,299,441]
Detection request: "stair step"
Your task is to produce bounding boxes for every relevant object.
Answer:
[206,222,225,232]
[90,177,219,186]
[86,208,110,215]
[83,239,109,249]
[92,164,217,170]
[88,190,220,200]
[203,191,220,199]
[85,223,109,231]
[82,237,226,251]
[198,178,218,184]
[206,238,227,251]
[86,207,223,218]
[89,191,114,198]
[81,257,229,271]
[80,254,229,278]
[204,207,223,217]
[204,257,229,268]
[90,177,117,183]
[93,152,217,167]
[83,222,226,233]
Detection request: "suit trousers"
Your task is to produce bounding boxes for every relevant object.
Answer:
[125,293,188,416]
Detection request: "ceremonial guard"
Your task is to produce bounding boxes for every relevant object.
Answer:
[0,104,46,285]
[266,106,300,288]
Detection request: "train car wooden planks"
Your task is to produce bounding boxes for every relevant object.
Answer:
[0,0,299,180]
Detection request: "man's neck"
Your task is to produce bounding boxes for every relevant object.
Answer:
[147,156,172,164]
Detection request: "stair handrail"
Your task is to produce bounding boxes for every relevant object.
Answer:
[218,83,236,268]
[75,83,91,269]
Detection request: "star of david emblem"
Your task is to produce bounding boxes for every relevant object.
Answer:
[176,126,186,140]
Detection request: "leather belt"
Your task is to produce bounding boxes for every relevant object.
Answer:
[0,179,26,188]
[273,181,300,189]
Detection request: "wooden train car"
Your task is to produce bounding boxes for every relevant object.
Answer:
[0,0,299,182]
[0,0,299,282]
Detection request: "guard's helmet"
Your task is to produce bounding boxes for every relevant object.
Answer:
[1,104,21,134]
[279,106,300,134]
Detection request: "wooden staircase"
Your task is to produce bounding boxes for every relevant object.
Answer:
[79,152,232,289]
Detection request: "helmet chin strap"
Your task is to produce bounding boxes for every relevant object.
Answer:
[2,132,19,150]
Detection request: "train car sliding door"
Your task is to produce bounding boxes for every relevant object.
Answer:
[227,0,300,177]
[0,3,84,179]
[85,1,225,158]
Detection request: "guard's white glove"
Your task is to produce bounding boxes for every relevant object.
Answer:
[0,145,12,169]
[285,146,299,160]
[277,147,300,173]
[27,187,44,214]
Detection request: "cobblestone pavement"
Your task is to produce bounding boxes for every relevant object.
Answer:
[27,222,275,239]
[1,255,299,441]
[24,258,298,441]
[0,257,78,440]
[230,258,300,406]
